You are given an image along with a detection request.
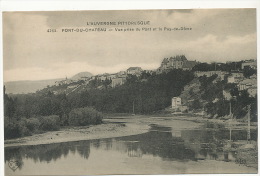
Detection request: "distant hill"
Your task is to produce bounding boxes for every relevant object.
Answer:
[4,78,63,94]
[5,71,93,94]
[70,72,93,80]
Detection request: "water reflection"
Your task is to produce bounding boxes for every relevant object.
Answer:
[5,123,257,173]
[116,125,196,161]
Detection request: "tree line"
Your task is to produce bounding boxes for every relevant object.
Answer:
[4,66,257,139]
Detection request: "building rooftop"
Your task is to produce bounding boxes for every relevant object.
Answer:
[127,67,142,71]
[183,61,197,69]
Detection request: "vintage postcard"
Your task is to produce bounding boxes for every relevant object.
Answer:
[2,8,258,175]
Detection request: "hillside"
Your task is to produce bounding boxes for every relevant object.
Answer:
[179,78,203,109]
[4,71,93,94]
[4,78,63,94]
[70,72,93,80]
[179,75,257,121]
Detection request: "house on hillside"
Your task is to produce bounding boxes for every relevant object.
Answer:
[227,72,244,83]
[160,58,169,70]
[160,55,187,70]
[145,69,157,74]
[111,77,126,87]
[55,77,73,86]
[231,72,244,78]
[117,71,126,76]
[80,76,91,81]
[98,73,109,81]
[227,76,243,83]
[157,55,198,73]
[168,55,187,69]
[107,73,117,79]
[172,97,188,112]
[127,67,142,75]
[241,60,257,69]
[237,78,257,91]
[194,71,228,81]
[172,97,182,109]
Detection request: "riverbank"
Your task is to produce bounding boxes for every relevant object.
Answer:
[4,121,149,148]
[5,115,204,148]
[5,114,257,148]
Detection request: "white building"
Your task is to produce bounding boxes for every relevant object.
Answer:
[227,76,242,83]
[172,97,188,112]
[172,97,182,109]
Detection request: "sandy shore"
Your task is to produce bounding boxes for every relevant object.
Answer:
[5,121,150,148]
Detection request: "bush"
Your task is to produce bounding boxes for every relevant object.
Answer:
[5,117,37,139]
[38,115,60,131]
[68,107,103,126]
[4,116,60,139]
[25,118,40,132]
[4,117,22,139]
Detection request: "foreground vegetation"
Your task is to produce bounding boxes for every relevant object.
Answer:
[4,96,103,139]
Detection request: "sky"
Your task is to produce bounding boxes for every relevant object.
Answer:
[3,9,257,82]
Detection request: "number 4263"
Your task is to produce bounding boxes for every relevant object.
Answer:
[47,29,57,32]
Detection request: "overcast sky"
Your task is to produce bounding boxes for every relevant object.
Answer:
[3,9,256,82]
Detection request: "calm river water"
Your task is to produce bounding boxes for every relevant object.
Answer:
[5,121,258,175]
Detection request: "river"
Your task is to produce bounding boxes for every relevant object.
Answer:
[5,117,258,175]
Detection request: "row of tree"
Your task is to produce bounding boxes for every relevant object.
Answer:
[4,69,194,122]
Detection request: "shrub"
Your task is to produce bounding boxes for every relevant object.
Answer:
[68,107,103,126]
[38,115,60,131]
[25,118,40,132]
[19,124,32,136]
[4,116,60,139]
[4,117,22,139]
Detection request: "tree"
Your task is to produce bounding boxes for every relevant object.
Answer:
[4,86,16,121]
[68,107,103,126]
[243,66,257,78]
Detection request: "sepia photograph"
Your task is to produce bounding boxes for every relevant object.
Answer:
[2,7,258,175]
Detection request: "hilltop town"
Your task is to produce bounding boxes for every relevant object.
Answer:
[44,55,256,102]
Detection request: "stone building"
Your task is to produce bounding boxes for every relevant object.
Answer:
[127,67,142,75]
[157,55,198,73]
